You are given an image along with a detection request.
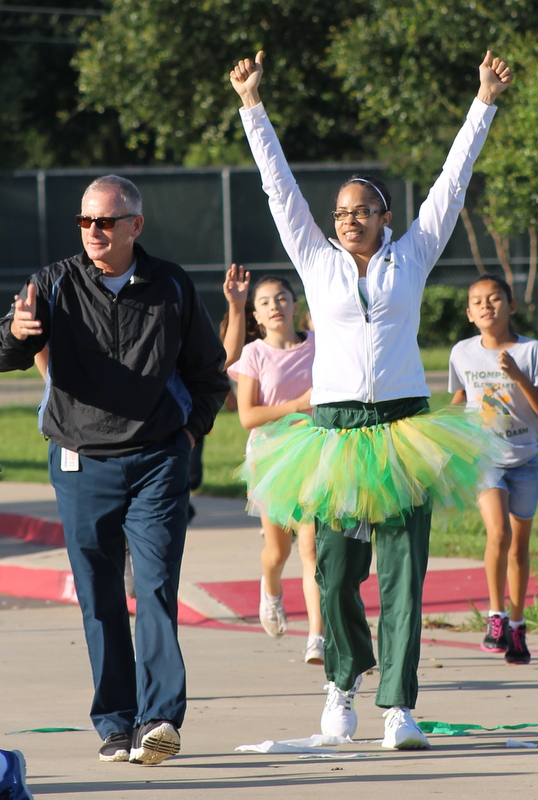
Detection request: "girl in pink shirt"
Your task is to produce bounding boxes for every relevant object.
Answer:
[228,275,323,664]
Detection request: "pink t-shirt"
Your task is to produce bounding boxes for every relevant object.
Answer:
[228,330,315,447]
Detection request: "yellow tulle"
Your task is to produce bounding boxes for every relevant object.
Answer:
[237,406,501,532]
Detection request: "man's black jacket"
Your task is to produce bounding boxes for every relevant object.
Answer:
[0,244,229,456]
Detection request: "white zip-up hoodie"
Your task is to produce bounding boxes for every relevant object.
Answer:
[240,99,497,405]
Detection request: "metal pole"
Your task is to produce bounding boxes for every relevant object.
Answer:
[37,170,48,266]
[221,167,232,271]
[405,180,414,230]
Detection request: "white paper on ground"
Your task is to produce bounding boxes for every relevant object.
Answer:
[235,734,351,754]
[298,752,369,760]
[506,738,537,748]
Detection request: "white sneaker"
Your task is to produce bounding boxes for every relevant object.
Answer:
[320,675,362,738]
[304,634,325,665]
[259,577,287,637]
[381,706,431,749]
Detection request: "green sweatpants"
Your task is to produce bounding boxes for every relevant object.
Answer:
[314,398,431,709]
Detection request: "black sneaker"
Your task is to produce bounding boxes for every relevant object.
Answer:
[480,615,509,653]
[0,749,34,799]
[505,624,531,665]
[98,732,132,762]
[129,720,181,765]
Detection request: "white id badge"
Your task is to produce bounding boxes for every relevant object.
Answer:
[60,448,80,472]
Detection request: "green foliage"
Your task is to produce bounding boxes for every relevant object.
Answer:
[418,285,473,347]
[327,1,536,189]
[522,597,538,632]
[0,0,135,169]
[75,0,363,164]
[479,35,538,236]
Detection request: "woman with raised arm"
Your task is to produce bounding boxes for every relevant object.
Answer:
[230,50,512,748]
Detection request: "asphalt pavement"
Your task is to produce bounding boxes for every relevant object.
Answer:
[0,486,537,799]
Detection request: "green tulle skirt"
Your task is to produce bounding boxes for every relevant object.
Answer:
[238,406,500,532]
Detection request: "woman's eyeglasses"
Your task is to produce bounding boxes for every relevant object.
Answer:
[331,209,383,221]
[76,214,135,230]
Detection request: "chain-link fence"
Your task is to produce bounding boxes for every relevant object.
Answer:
[0,165,533,327]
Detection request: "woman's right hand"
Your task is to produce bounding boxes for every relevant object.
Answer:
[294,388,313,413]
[230,51,264,108]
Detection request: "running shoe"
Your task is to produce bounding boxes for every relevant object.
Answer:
[505,624,531,665]
[259,577,287,637]
[0,749,34,799]
[382,706,431,750]
[129,720,181,765]
[480,614,509,653]
[320,675,362,738]
[99,732,132,762]
[304,634,325,665]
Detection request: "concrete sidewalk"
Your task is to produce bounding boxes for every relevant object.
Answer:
[0,483,537,799]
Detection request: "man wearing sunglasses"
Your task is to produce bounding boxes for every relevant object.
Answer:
[0,175,229,765]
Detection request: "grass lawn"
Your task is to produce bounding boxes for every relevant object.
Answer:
[1,396,537,576]
[419,346,451,371]
[0,365,41,380]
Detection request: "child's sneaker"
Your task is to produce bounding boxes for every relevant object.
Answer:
[381,707,431,750]
[259,577,287,637]
[505,623,531,665]
[480,614,509,653]
[320,675,362,738]
[304,634,325,665]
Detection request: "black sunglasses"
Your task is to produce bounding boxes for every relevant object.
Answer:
[76,214,135,230]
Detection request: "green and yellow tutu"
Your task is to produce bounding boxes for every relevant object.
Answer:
[238,406,501,532]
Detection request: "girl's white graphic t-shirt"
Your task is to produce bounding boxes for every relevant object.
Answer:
[449,334,538,467]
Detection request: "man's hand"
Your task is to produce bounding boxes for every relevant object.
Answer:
[223,264,250,309]
[10,284,42,340]
[230,51,264,109]
[477,50,513,105]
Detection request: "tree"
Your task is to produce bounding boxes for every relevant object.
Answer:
[327,0,538,301]
[479,37,538,305]
[75,0,364,165]
[327,0,533,187]
[0,0,135,169]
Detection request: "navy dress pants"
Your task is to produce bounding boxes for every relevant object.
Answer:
[49,430,191,739]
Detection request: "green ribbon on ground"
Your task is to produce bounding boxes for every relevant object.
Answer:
[7,726,93,734]
[418,721,538,736]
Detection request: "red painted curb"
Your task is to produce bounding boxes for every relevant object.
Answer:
[0,512,65,547]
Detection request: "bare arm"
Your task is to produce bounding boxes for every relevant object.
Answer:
[222,264,250,369]
[451,389,467,405]
[34,345,49,380]
[237,373,312,430]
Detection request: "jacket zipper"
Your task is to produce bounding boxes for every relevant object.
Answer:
[112,296,120,359]
[352,269,375,402]
[362,276,374,402]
